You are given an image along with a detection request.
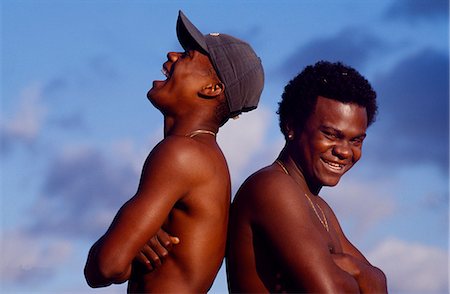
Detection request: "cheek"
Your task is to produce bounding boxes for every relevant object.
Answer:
[352,147,362,162]
[314,138,333,154]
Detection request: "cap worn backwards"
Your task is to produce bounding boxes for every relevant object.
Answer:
[176,10,264,118]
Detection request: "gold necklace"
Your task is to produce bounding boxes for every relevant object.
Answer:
[275,160,329,232]
[187,129,216,138]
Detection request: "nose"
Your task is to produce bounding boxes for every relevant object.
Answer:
[167,52,180,61]
[332,140,352,160]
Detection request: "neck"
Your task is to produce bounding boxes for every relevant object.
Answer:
[278,145,322,195]
[163,115,219,138]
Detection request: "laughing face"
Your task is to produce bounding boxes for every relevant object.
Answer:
[293,96,368,193]
[147,50,217,113]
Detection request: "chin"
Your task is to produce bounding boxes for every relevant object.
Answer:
[320,176,341,187]
[147,88,160,104]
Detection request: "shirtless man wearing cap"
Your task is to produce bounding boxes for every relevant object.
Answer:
[84,11,264,293]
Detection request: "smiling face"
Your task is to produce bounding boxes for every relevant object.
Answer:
[291,96,368,193]
[147,50,218,113]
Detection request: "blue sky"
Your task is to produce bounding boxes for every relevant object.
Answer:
[1,0,448,293]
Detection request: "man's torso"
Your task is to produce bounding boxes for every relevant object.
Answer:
[227,165,345,293]
[129,136,231,293]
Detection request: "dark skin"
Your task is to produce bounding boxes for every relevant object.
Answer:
[133,229,179,272]
[84,50,231,293]
[226,96,387,293]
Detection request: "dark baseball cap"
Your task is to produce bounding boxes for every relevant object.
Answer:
[176,10,264,118]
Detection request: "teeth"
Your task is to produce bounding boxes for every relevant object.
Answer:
[161,68,169,78]
[323,159,343,170]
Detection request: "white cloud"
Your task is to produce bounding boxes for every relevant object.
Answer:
[1,82,47,142]
[30,143,140,238]
[110,133,162,175]
[324,176,396,236]
[368,238,448,293]
[0,230,72,284]
[218,106,274,181]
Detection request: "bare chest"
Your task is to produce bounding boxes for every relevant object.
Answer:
[325,225,344,254]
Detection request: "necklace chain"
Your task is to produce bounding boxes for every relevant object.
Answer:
[275,160,329,232]
[303,193,329,232]
[187,129,216,138]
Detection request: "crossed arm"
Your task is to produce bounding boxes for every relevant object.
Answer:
[84,137,198,287]
[328,207,387,293]
[133,229,179,272]
[247,172,387,293]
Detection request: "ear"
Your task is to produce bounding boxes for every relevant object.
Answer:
[285,120,295,140]
[198,82,224,99]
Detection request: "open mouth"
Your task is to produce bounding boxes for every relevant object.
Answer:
[162,67,169,78]
[161,67,170,79]
[321,158,345,172]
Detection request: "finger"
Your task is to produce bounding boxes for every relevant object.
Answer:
[157,230,180,249]
[149,237,169,259]
[156,230,173,249]
[135,252,154,271]
[142,243,163,267]
[171,236,180,245]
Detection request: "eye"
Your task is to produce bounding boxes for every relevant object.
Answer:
[350,137,364,147]
[322,130,338,140]
[178,51,188,59]
[181,50,193,59]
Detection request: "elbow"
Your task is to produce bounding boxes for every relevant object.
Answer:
[84,258,106,288]
[85,259,130,287]
[84,266,107,288]
[96,258,130,285]
[103,259,130,283]
[84,246,130,287]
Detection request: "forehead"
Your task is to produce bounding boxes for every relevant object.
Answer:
[310,96,368,131]
[190,50,216,73]
[190,49,212,64]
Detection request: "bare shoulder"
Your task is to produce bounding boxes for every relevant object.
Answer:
[145,135,220,182]
[233,164,310,223]
[236,165,304,201]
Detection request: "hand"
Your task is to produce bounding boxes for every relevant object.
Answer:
[134,229,180,272]
[332,253,387,293]
[331,253,361,277]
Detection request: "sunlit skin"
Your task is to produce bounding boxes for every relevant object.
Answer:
[226,96,387,293]
[290,96,367,194]
[84,49,231,293]
[148,50,220,117]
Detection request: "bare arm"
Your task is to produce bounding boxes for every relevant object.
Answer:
[133,229,180,272]
[247,171,360,293]
[326,205,387,293]
[331,253,387,293]
[84,137,201,287]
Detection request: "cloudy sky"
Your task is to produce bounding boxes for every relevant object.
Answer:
[1,0,448,293]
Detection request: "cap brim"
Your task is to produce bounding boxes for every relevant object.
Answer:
[176,11,209,54]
